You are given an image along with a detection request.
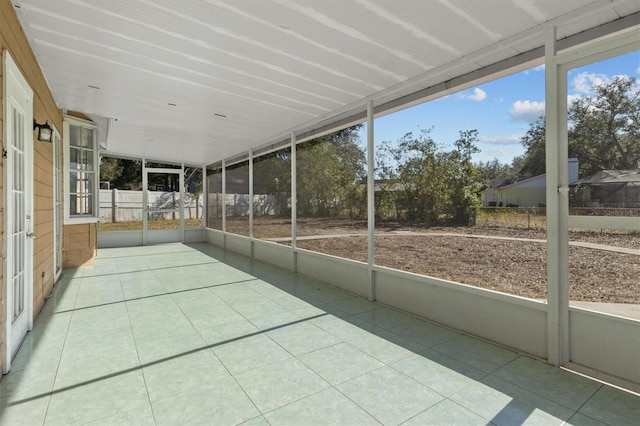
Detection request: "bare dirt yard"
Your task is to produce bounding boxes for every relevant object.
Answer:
[246,217,640,304]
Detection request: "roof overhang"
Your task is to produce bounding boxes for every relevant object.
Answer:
[13,0,640,166]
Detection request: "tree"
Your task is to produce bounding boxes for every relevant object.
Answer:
[447,130,481,224]
[253,147,291,217]
[475,157,524,189]
[296,125,367,218]
[100,157,124,185]
[519,116,546,177]
[519,76,640,178]
[376,128,480,225]
[99,157,142,189]
[569,76,640,176]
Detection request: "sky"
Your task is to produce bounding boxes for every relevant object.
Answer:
[363,49,639,165]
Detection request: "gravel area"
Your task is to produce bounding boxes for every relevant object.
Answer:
[231,217,640,303]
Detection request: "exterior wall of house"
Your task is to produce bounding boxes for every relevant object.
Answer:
[63,224,97,268]
[61,112,98,268]
[0,0,62,374]
[498,186,546,207]
[481,189,498,207]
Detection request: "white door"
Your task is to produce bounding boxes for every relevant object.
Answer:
[143,167,184,245]
[3,51,34,373]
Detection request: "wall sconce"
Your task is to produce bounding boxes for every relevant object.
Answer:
[33,119,53,142]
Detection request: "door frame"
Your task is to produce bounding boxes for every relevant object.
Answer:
[53,127,63,281]
[3,50,34,373]
[142,165,185,245]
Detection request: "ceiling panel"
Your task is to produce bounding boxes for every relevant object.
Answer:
[13,0,640,165]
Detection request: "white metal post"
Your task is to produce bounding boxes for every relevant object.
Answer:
[222,159,227,249]
[142,158,148,246]
[545,25,570,366]
[179,163,185,243]
[367,101,376,301]
[249,149,254,257]
[291,131,298,273]
[249,150,254,239]
[201,165,207,229]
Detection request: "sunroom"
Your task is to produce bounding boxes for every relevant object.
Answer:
[1,0,639,424]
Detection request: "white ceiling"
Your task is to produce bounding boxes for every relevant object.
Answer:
[14,0,640,166]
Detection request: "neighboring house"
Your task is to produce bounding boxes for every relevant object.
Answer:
[481,158,579,207]
[572,169,640,208]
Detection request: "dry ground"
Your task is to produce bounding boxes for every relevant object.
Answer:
[249,217,639,304]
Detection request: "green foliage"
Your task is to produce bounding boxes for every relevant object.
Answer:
[519,76,640,178]
[569,76,640,175]
[296,125,367,218]
[475,156,525,189]
[100,157,201,192]
[99,157,142,189]
[519,116,547,177]
[376,128,480,225]
[253,147,291,216]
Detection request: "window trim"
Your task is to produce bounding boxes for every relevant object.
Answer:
[52,126,63,278]
[63,115,99,224]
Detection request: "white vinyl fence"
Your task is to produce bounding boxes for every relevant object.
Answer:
[100,190,281,223]
[99,189,203,223]
[208,193,281,217]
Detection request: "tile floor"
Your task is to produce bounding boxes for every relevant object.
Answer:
[0,243,638,425]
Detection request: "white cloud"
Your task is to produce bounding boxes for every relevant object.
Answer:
[459,88,487,102]
[509,100,545,122]
[572,72,609,94]
[479,135,523,145]
[485,147,509,158]
[469,88,487,102]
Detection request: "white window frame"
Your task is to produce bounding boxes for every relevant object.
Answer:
[63,115,99,224]
[52,126,63,279]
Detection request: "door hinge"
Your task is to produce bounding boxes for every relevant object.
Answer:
[2,148,7,159]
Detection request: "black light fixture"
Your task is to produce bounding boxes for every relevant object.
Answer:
[33,119,53,142]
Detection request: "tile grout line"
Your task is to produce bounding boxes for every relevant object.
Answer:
[193,262,350,419]
[172,273,333,417]
[50,277,261,315]
[487,354,604,415]
[562,383,605,426]
[174,289,265,422]
[122,285,159,426]
[40,290,78,426]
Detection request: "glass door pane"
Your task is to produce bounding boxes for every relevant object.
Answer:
[147,172,181,230]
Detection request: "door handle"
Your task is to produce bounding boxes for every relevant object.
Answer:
[27,232,37,239]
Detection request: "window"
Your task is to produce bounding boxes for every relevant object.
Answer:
[64,116,99,223]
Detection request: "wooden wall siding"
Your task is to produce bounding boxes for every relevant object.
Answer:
[0,37,3,375]
[1,0,63,374]
[62,224,97,268]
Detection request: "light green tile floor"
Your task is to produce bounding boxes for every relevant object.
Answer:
[1,243,638,426]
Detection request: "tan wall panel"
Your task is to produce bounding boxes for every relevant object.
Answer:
[63,250,96,268]
[35,195,53,211]
[34,210,53,226]
[1,0,64,374]
[62,224,96,268]
[65,224,94,235]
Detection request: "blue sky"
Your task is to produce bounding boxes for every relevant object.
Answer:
[364,50,639,165]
